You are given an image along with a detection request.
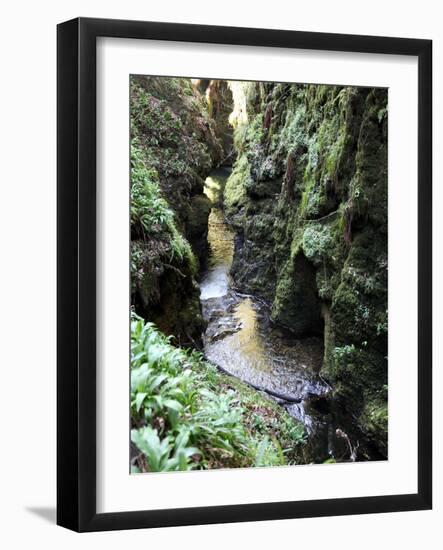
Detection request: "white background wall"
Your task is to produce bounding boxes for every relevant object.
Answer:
[0,0,440,547]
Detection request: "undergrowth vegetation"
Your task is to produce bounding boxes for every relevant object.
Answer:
[130,314,306,473]
[130,142,197,272]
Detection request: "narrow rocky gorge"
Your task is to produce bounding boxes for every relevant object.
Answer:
[130,76,388,466]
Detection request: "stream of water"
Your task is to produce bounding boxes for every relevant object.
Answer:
[199,169,343,463]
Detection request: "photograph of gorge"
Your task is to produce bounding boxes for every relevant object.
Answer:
[129,75,388,473]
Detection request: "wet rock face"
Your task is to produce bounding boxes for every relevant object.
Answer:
[134,260,206,348]
[187,194,212,264]
[230,196,278,300]
[225,83,388,455]
[272,252,323,337]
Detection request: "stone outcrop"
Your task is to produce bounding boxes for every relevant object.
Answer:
[225,82,388,456]
[130,76,222,345]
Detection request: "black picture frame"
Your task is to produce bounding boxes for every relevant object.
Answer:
[57,17,432,532]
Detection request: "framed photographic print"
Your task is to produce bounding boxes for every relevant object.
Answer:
[57,17,432,532]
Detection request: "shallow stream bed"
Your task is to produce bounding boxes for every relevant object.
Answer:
[199,169,349,463]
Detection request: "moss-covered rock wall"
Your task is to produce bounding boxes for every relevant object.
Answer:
[225,82,388,455]
[130,76,222,345]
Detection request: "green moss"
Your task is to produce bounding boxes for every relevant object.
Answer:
[299,170,316,217]
[360,396,388,453]
[246,113,265,145]
[224,153,249,215]
[302,224,335,266]
[224,81,388,455]
[130,76,223,345]
[276,103,307,156]
[130,141,197,272]
[131,76,222,224]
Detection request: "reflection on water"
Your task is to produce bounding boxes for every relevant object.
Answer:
[204,294,326,400]
[200,169,337,461]
[201,171,326,393]
[199,169,382,463]
[200,170,234,300]
[232,298,268,370]
[199,208,234,300]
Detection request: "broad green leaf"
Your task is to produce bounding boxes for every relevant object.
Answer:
[164,399,183,412]
[135,392,147,412]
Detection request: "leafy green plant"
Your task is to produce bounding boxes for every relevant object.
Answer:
[130,143,173,233]
[254,437,286,467]
[131,426,199,472]
[130,314,307,472]
[302,224,334,266]
[130,141,197,271]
